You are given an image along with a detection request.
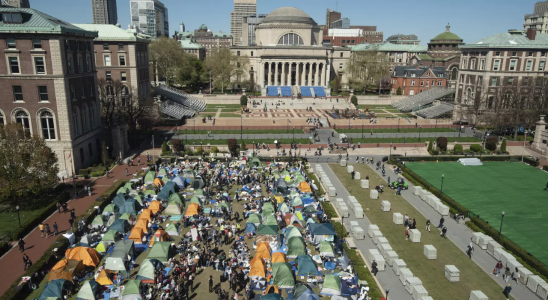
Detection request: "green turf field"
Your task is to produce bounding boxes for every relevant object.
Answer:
[407,161,548,266]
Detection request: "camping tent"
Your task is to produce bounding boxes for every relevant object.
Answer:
[244,223,256,233]
[263,215,278,226]
[284,227,302,240]
[38,279,72,300]
[102,230,121,243]
[165,201,183,215]
[262,202,275,215]
[272,262,295,288]
[158,168,167,177]
[65,247,100,267]
[273,195,284,204]
[302,206,317,214]
[169,193,185,207]
[113,194,128,208]
[183,170,194,182]
[161,176,170,183]
[119,213,133,221]
[95,241,108,253]
[278,203,290,213]
[96,269,113,285]
[49,259,85,282]
[276,179,288,194]
[109,219,130,233]
[117,186,127,195]
[105,257,127,273]
[320,275,342,296]
[76,280,100,300]
[120,199,140,215]
[247,214,261,225]
[255,242,272,261]
[111,240,136,261]
[191,176,205,189]
[91,215,107,228]
[185,203,200,217]
[283,214,302,227]
[189,196,202,206]
[133,195,143,205]
[264,285,280,296]
[296,255,319,276]
[153,178,163,187]
[128,227,145,244]
[218,202,231,212]
[136,259,165,281]
[262,294,283,300]
[308,223,335,243]
[144,171,156,183]
[122,280,142,300]
[271,252,288,263]
[143,189,156,195]
[319,241,335,257]
[157,188,173,201]
[102,204,119,215]
[138,209,152,222]
[292,282,321,300]
[257,225,278,236]
[163,181,178,192]
[165,223,180,236]
[149,230,170,246]
[148,201,162,214]
[79,235,93,247]
[248,257,266,278]
[147,241,174,262]
[291,197,303,207]
[298,182,312,193]
[286,236,307,258]
[134,218,149,231]
[172,176,186,189]
[248,157,262,168]
[194,189,204,196]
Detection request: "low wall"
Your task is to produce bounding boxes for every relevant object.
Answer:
[356,95,406,105]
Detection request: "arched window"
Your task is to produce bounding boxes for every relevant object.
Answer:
[82,105,89,133]
[15,110,31,136]
[278,33,304,45]
[90,102,96,129]
[465,88,473,104]
[73,108,79,136]
[451,68,458,81]
[40,111,55,140]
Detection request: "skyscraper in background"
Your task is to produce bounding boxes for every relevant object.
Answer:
[1,0,30,8]
[230,0,256,46]
[91,0,118,25]
[130,0,169,38]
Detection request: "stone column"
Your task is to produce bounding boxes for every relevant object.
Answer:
[281,62,286,86]
[301,63,306,86]
[533,115,547,151]
[325,60,331,87]
[296,63,300,86]
[274,62,279,86]
[288,63,293,86]
[314,63,319,86]
[307,63,312,86]
[267,62,272,86]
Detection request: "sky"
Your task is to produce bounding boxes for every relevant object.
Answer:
[31,0,537,44]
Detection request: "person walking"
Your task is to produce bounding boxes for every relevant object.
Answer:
[39,223,45,238]
[126,168,129,176]
[426,219,431,232]
[504,267,511,282]
[45,224,50,239]
[495,261,503,276]
[106,169,110,179]
[18,238,25,252]
[503,284,512,300]
[56,202,62,213]
[209,275,214,293]
[188,274,194,293]
[53,222,58,236]
[351,171,355,180]
[23,253,29,271]
[437,217,445,228]
[441,226,447,239]
[137,157,141,166]
[88,186,91,197]
[68,217,74,231]
[466,244,474,259]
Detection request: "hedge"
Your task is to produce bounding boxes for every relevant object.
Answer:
[543,165,548,172]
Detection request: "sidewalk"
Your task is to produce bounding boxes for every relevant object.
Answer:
[0,154,148,294]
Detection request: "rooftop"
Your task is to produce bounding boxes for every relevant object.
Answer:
[462,31,548,49]
[180,39,204,50]
[72,24,151,42]
[262,7,316,25]
[351,42,427,52]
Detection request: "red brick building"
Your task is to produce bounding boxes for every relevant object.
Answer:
[390,66,447,95]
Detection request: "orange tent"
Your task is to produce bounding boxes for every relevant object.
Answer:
[139,209,152,221]
[96,269,114,285]
[129,227,145,244]
[48,259,85,282]
[149,201,162,214]
[256,242,271,261]
[298,182,311,193]
[153,178,163,187]
[248,257,266,278]
[263,285,280,295]
[185,203,199,217]
[271,252,288,263]
[134,218,149,230]
[149,229,170,246]
[65,247,101,267]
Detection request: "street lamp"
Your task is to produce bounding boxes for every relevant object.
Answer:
[241,115,243,139]
[362,124,364,138]
[293,126,295,143]
[499,211,505,241]
[441,174,445,195]
[419,125,422,141]
[398,118,400,132]
[386,288,389,300]
[185,127,187,141]
[193,118,196,133]
[389,142,392,159]
[341,215,345,238]
[16,205,21,228]
[253,140,255,156]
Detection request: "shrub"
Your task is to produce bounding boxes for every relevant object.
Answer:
[184,149,194,156]
[470,144,481,152]
[501,139,507,153]
[78,168,92,175]
[396,86,402,95]
[161,141,169,153]
[432,150,439,155]
[195,147,204,155]
[437,136,448,151]
[543,165,548,172]
[350,95,358,106]
[227,139,237,154]
[485,137,498,151]
[171,139,183,152]
[240,95,248,106]
[427,140,433,152]
[453,144,463,154]
[210,146,219,154]
[240,141,247,151]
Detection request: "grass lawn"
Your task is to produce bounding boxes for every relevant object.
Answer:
[330,163,515,300]
[207,104,242,109]
[203,108,220,112]
[178,129,303,135]
[218,113,241,118]
[0,209,43,238]
[336,128,456,134]
[184,138,312,145]
[343,137,480,143]
[218,108,241,112]
[407,161,548,266]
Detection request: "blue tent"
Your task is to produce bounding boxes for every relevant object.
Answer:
[119,199,140,215]
[245,223,256,233]
[109,219,130,233]
[164,181,178,192]
[112,193,129,209]
[157,189,173,200]
[38,279,72,300]
[172,176,186,189]
[308,223,335,235]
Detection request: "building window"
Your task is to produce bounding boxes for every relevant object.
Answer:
[491,78,497,86]
[512,51,517,56]
[106,71,112,80]
[8,57,20,74]
[103,43,109,50]
[119,55,126,66]
[411,80,415,86]
[68,56,74,73]
[38,86,48,101]
[470,59,476,69]
[121,72,127,82]
[80,148,84,162]
[524,77,529,85]
[409,90,414,95]
[15,111,30,136]
[89,82,94,96]
[529,51,534,57]
[71,84,76,100]
[480,59,485,70]
[78,56,83,73]
[509,60,516,71]
[278,33,304,45]
[508,77,514,84]
[90,103,96,128]
[420,81,424,86]
[495,51,501,56]
[40,111,55,140]
[88,143,93,156]
[104,55,111,66]
[33,39,42,49]
[81,83,86,99]
[462,58,467,69]
[86,55,92,72]
[526,60,532,71]
[438,80,442,86]
[540,61,545,71]
[237,51,240,56]
[426,81,430,87]
[3,12,22,23]
[12,86,23,101]
[73,109,79,136]
[493,60,500,71]
[6,38,16,49]
[34,57,45,74]
[251,51,253,57]
[488,96,494,108]
[118,44,124,51]
[82,106,88,133]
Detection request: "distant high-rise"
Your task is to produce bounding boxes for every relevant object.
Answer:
[1,0,30,7]
[91,0,118,25]
[241,14,266,45]
[230,0,256,46]
[524,0,548,34]
[325,9,341,29]
[130,0,169,38]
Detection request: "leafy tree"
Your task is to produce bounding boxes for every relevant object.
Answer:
[205,47,250,93]
[149,37,187,85]
[176,54,208,91]
[171,139,184,153]
[350,96,358,106]
[0,123,59,205]
[427,140,433,152]
[453,144,463,154]
[210,146,219,154]
[240,140,247,151]
[396,86,402,95]
[470,144,482,152]
[161,141,169,153]
[195,147,204,155]
[240,95,248,106]
[346,50,390,93]
[227,139,237,155]
[485,137,498,151]
[501,139,507,153]
[437,137,448,151]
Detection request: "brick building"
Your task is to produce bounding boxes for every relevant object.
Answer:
[0,7,101,176]
[177,24,233,56]
[390,66,447,96]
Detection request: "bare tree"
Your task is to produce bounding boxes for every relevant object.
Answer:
[204,47,250,93]
[464,82,489,126]
[346,50,390,93]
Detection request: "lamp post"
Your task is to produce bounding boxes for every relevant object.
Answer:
[185,127,187,141]
[419,125,422,142]
[16,205,21,228]
[499,211,505,241]
[441,174,445,195]
[240,115,243,139]
[193,118,195,133]
[293,126,295,143]
[362,124,364,138]
[386,288,389,300]
[253,140,255,156]
[389,142,392,159]
[341,215,345,238]
[398,118,400,132]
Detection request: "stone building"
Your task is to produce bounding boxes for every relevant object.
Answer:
[230,6,351,96]
[524,0,548,34]
[0,7,101,176]
[177,25,233,57]
[351,42,427,71]
[180,39,206,61]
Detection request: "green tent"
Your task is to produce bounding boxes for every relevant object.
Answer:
[321,275,342,296]
[76,280,100,300]
[278,203,290,213]
[158,168,167,176]
[165,201,183,215]
[284,227,302,240]
[257,224,278,236]
[102,230,121,242]
[103,204,119,214]
[194,189,204,196]
[218,202,231,211]
[296,255,319,275]
[105,257,127,273]
[280,170,290,177]
[147,241,174,262]
[261,295,283,300]
[144,171,156,183]
[165,223,180,236]
[302,206,317,214]
[247,214,261,224]
[133,195,143,205]
[112,240,135,261]
[263,215,278,226]
[272,262,295,288]
[122,280,142,296]
[136,259,165,280]
[162,176,171,183]
[248,157,262,168]
[262,202,274,214]
[169,193,185,207]
[109,219,129,233]
[190,196,202,206]
[91,215,106,228]
[124,182,133,189]
[143,189,156,195]
[291,197,303,207]
[119,213,133,220]
[157,188,173,201]
[117,186,127,195]
[319,241,335,257]
[286,236,307,257]
[38,279,71,300]
[292,282,320,300]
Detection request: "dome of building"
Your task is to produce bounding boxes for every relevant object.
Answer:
[263,7,316,25]
[431,24,462,41]
[199,24,208,31]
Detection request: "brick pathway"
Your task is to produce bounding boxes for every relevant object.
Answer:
[0,154,148,294]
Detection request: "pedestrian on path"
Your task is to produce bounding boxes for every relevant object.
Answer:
[68,217,74,231]
[503,267,511,282]
[39,223,45,238]
[351,171,355,179]
[23,253,29,271]
[53,222,58,236]
[405,227,409,240]
[138,157,141,165]
[45,224,50,239]
[503,284,512,300]
[18,238,25,252]
[106,169,109,179]
[437,217,445,228]
[56,202,62,213]
[126,168,128,176]
[495,261,503,276]
[441,226,447,239]
[209,275,214,292]
[466,244,474,259]
[88,186,91,197]
[426,219,431,232]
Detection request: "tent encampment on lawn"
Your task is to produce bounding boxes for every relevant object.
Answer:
[273,195,284,204]
[148,201,162,214]
[95,241,108,253]
[105,257,127,273]
[169,193,185,207]
[122,280,142,300]
[65,247,100,267]
[165,201,183,215]
[261,294,283,300]
[257,225,278,236]
[292,282,321,300]
[262,202,275,215]
[255,242,272,261]
[153,178,163,187]
[102,204,119,215]
[278,203,290,213]
[109,219,130,233]
[248,157,262,168]
[248,257,266,278]
[165,223,180,236]
[190,196,202,206]
[191,176,205,189]
[76,280,100,300]
[49,259,85,282]
[149,230,170,246]
[119,199,140,215]
[308,223,335,243]
[194,189,204,196]
[38,279,72,300]
[286,236,307,258]
[96,269,113,285]
[283,214,302,227]
[271,252,288,263]
[91,215,107,228]
[247,214,261,225]
[102,230,121,243]
[298,182,311,193]
[138,209,152,222]
[144,171,156,183]
[272,262,295,288]
[136,259,165,281]
[111,240,136,261]
[296,255,319,276]
[320,275,342,296]
[244,223,256,233]
[263,215,278,226]
[319,241,335,257]
[291,197,303,207]
[284,227,302,240]
[172,176,186,189]
[147,241,174,262]
[128,227,145,244]
[185,203,200,217]
[276,179,288,194]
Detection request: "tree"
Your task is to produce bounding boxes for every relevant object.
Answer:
[346,50,390,93]
[437,137,448,151]
[240,95,248,106]
[396,86,402,95]
[453,144,463,154]
[500,139,507,153]
[204,47,250,93]
[485,137,498,151]
[427,140,433,152]
[171,139,184,153]
[176,53,208,91]
[161,141,169,153]
[149,37,187,85]
[0,123,59,205]
[350,96,358,106]
[240,140,247,151]
[227,139,237,155]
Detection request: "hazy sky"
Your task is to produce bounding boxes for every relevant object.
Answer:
[31,0,537,44]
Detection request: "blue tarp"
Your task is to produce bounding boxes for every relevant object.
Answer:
[245,223,256,232]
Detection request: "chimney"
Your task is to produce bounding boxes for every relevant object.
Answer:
[527,28,537,40]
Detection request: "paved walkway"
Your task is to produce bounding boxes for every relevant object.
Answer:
[0,154,148,294]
